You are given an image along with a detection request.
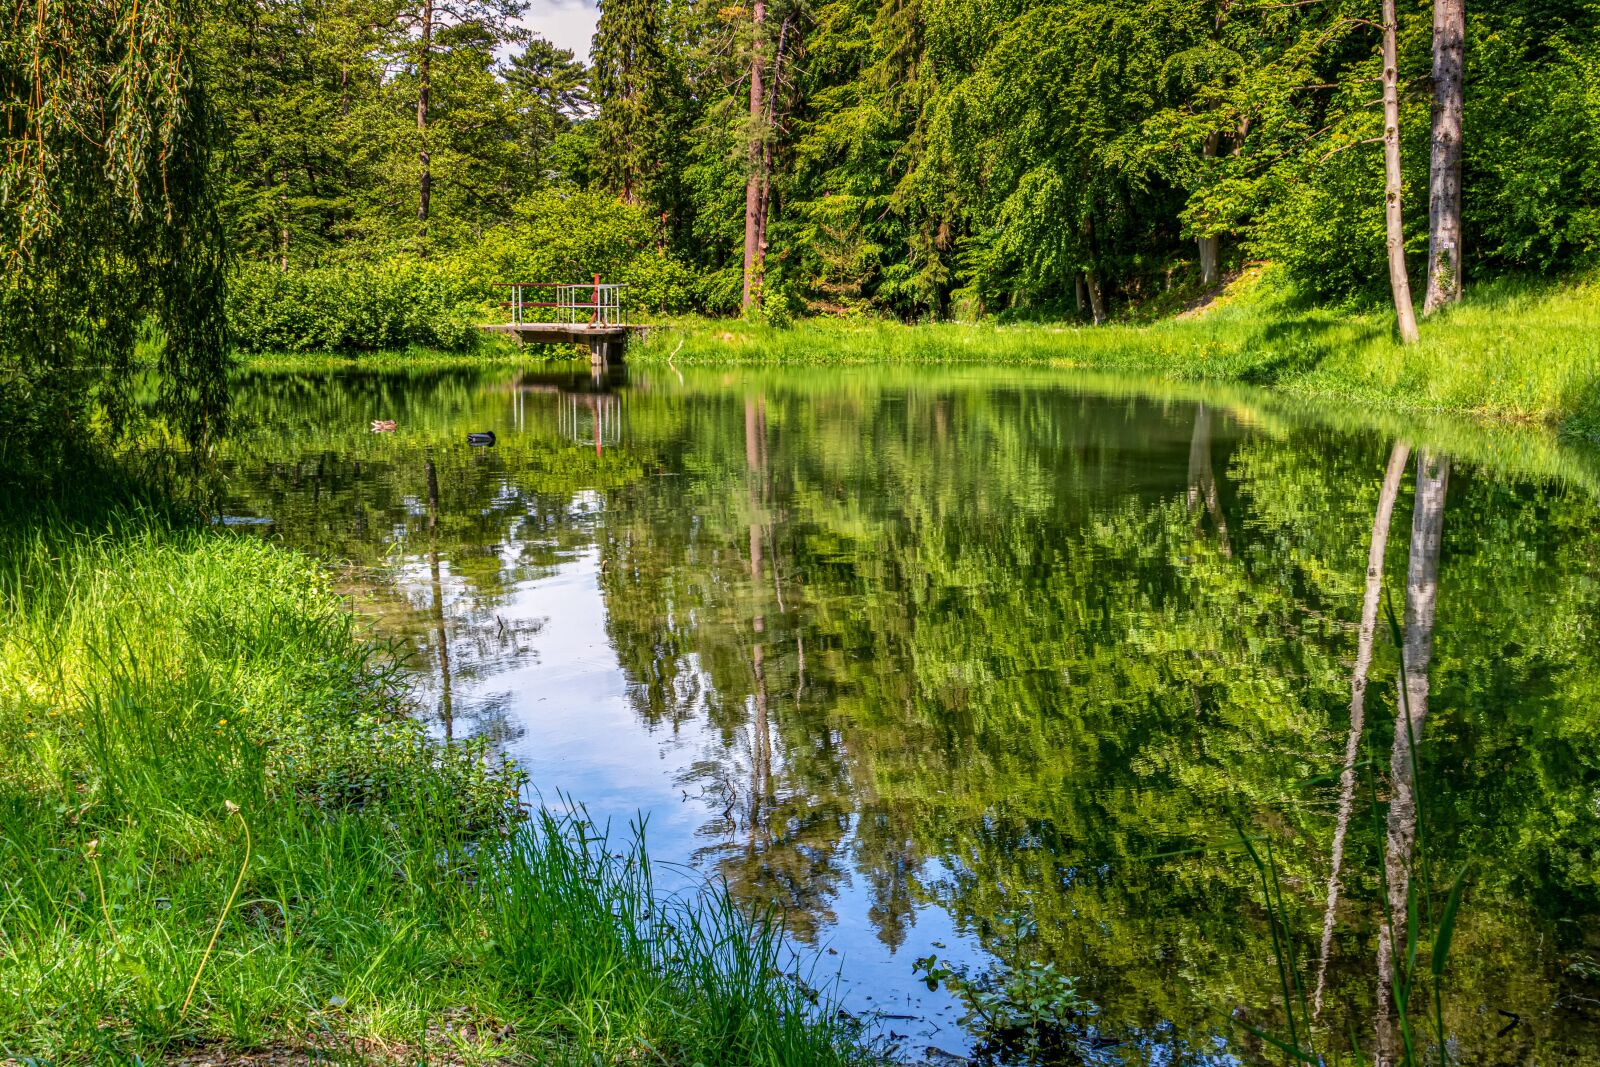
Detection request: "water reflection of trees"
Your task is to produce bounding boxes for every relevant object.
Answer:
[594,383,1600,1062]
[222,367,1600,1062]
[221,367,649,739]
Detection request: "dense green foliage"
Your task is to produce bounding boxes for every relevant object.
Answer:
[0,485,872,1065]
[229,259,488,352]
[227,191,698,352]
[198,0,1600,328]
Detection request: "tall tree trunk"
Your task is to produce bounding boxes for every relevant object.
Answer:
[1198,133,1221,288]
[1375,449,1449,1053]
[1084,271,1106,325]
[741,0,768,311]
[417,0,434,233]
[1423,0,1465,314]
[1082,214,1108,324]
[752,18,789,304]
[275,170,289,271]
[1381,0,1420,344]
[1313,440,1411,1018]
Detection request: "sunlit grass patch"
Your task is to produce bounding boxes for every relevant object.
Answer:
[628,271,1600,434]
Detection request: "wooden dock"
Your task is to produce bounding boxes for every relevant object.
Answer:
[478,280,645,366]
[478,322,649,346]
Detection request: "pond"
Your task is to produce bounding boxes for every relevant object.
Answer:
[219,360,1600,1065]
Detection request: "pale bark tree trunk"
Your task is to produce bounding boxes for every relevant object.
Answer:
[1084,271,1106,325]
[1082,214,1108,324]
[417,0,434,232]
[1381,0,1420,344]
[741,0,768,311]
[1198,133,1222,288]
[1197,235,1220,290]
[1375,449,1449,1057]
[1313,440,1411,1018]
[1423,0,1465,314]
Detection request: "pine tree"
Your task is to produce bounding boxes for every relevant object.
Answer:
[508,37,590,160]
[397,0,526,238]
[593,0,669,206]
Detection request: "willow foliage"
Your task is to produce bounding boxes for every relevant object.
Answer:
[0,0,228,470]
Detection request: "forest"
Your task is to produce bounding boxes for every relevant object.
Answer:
[198,0,1600,328]
[4,0,1598,457]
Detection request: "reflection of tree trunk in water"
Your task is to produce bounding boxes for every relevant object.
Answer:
[425,457,454,743]
[1375,449,1449,1058]
[1314,441,1411,1017]
[1186,403,1232,556]
[745,397,772,836]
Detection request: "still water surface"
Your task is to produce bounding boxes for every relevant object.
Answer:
[221,362,1600,1064]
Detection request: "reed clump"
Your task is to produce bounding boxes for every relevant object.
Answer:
[0,495,869,1066]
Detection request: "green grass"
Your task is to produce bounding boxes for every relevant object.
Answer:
[628,271,1600,435]
[0,486,871,1066]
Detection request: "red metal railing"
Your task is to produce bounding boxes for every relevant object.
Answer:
[499,274,627,327]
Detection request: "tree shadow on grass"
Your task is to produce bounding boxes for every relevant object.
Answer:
[1560,373,1600,442]
[1233,310,1390,386]
[0,446,215,537]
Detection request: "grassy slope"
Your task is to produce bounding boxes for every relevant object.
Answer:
[0,492,868,1066]
[626,272,1600,435]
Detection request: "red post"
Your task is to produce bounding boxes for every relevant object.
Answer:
[592,273,600,326]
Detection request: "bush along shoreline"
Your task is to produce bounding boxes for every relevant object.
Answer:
[224,191,700,356]
[0,497,873,1066]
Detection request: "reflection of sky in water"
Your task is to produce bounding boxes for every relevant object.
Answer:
[402,537,981,1053]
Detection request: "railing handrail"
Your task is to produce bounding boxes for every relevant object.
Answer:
[506,278,629,327]
[499,281,630,289]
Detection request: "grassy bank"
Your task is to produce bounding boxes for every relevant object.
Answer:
[628,272,1600,435]
[0,488,869,1065]
[236,343,535,375]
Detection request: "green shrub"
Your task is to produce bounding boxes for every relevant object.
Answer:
[465,189,699,315]
[228,193,701,353]
[228,257,488,353]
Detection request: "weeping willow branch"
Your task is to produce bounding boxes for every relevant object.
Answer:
[0,0,229,465]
